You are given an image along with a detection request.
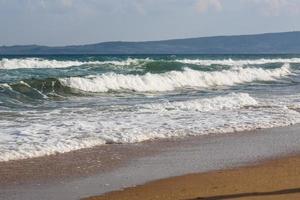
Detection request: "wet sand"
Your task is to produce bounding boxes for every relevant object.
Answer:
[0,143,159,186]
[1,125,300,200]
[86,155,300,200]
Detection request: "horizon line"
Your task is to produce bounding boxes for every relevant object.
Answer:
[1,30,299,48]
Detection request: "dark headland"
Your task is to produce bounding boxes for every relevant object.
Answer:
[1,31,300,55]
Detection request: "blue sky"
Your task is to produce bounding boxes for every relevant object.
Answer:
[1,0,300,46]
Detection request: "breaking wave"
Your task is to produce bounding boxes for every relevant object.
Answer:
[0,57,144,69]
[176,58,300,66]
[59,64,291,92]
[1,55,300,162]
[1,57,300,70]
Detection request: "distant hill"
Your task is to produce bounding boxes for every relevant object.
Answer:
[1,31,300,55]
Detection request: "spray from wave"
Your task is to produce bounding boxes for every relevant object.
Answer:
[59,64,291,92]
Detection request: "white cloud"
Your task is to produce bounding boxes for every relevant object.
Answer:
[195,0,222,13]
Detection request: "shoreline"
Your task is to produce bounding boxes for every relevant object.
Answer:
[0,128,266,186]
[85,155,300,200]
[1,125,300,200]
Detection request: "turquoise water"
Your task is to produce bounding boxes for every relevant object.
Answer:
[1,54,300,161]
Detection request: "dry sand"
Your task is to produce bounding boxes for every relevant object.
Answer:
[86,156,300,200]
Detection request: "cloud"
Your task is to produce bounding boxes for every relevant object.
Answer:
[26,0,74,9]
[248,0,300,16]
[195,0,222,13]
[61,0,73,7]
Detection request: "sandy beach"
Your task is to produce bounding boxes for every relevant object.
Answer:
[1,125,300,200]
[86,155,300,200]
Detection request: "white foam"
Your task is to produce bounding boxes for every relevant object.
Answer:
[142,93,258,112]
[2,57,300,70]
[1,93,300,161]
[176,58,300,66]
[0,58,143,69]
[59,64,291,92]
[0,83,12,89]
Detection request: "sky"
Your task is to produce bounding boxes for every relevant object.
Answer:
[0,0,300,46]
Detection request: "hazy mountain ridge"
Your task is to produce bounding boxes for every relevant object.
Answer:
[1,31,300,55]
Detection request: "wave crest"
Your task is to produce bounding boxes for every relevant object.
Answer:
[59,64,291,92]
[0,58,143,69]
[176,58,300,66]
[1,57,300,70]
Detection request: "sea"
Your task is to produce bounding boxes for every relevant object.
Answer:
[1,54,300,162]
